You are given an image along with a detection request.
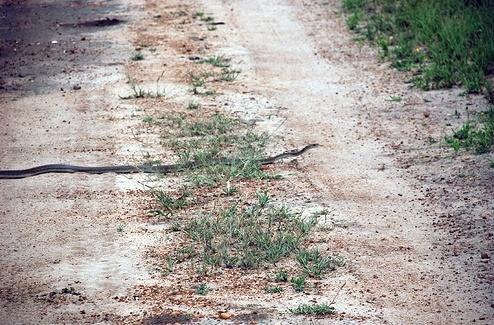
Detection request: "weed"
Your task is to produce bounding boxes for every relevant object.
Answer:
[186,196,319,269]
[117,224,125,233]
[346,11,363,30]
[275,269,289,282]
[195,12,214,22]
[290,303,336,315]
[152,189,190,218]
[196,283,210,295]
[257,189,270,207]
[120,74,167,99]
[290,276,306,292]
[490,160,494,169]
[297,248,345,278]
[222,180,238,196]
[143,116,154,124]
[199,55,231,68]
[446,107,494,154]
[131,52,145,61]
[207,25,217,31]
[386,95,402,102]
[265,286,284,294]
[189,73,207,87]
[191,86,215,96]
[188,102,201,110]
[219,68,241,82]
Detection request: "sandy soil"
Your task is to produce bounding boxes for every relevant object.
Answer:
[1,0,492,324]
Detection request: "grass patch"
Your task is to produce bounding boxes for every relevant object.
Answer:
[131,52,145,61]
[290,275,306,292]
[196,283,210,295]
[188,102,201,110]
[195,12,214,22]
[219,68,241,82]
[199,55,231,68]
[386,95,402,102]
[265,286,284,294]
[120,74,166,99]
[446,107,494,154]
[297,248,345,278]
[163,113,277,186]
[185,193,319,269]
[290,303,336,315]
[151,189,190,218]
[342,0,494,93]
[275,269,289,282]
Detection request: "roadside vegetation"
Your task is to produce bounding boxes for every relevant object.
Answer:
[342,0,494,93]
[446,107,494,154]
[342,0,494,154]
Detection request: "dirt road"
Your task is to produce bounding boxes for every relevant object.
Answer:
[1,0,492,323]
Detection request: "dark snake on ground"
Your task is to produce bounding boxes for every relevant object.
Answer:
[0,144,319,179]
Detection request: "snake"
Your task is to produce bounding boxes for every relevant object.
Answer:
[0,144,319,179]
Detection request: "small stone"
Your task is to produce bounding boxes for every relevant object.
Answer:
[219,312,232,319]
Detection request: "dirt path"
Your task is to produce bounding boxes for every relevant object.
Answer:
[0,0,157,323]
[1,0,492,324]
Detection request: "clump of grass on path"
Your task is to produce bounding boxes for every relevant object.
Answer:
[186,192,319,269]
[446,106,494,154]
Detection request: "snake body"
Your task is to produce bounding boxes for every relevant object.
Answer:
[0,144,318,179]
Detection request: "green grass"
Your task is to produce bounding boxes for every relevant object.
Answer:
[143,116,154,124]
[151,189,190,218]
[164,113,276,187]
[386,95,403,102]
[186,193,319,269]
[222,180,238,196]
[120,75,166,99]
[219,68,241,82]
[265,286,284,294]
[195,12,214,22]
[297,248,345,278]
[290,275,306,292]
[446,107,494,154]
[196,283,210,295]
[342,0,494,94]
[131,52,145,61]
[199,55,231,68]
[188,102,201,110]
[290,303,336,315]
[275,269,289,282]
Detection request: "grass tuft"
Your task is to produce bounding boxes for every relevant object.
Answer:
[290,275,306,292]
[297,248,345,278]
[151,189,190,218]
[290,303,336,315]
[186,195,319,269]
[446,107,494,154]
[131,52,145,61]
[199,55,231,68]
[265,286,284,294]
[196,283,210,295]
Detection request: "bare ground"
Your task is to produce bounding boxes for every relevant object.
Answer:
[0,0,492,324]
